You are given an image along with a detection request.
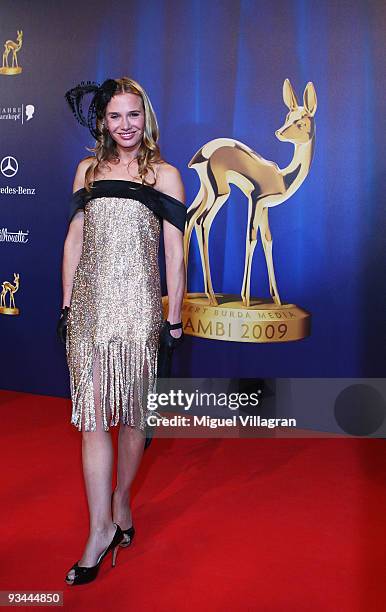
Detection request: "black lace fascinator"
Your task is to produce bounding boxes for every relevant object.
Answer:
[65,79,118,139]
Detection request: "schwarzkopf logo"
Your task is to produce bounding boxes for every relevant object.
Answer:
[0,104,35,123]
[0,228,29,243]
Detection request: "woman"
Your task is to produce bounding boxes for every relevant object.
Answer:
[58,77,186,585]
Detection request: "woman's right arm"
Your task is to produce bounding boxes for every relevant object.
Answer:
[61,160,89,308]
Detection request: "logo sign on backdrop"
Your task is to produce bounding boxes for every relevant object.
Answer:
[177,79,317,344]
[0,30,23,75]
[0,273,20,315]
[0,156,18,177]
[0,156,37,195]
[0,104,35,123]
[1,29,26,322]
[0,228,29,244]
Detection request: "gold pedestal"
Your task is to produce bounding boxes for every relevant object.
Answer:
[0,67,22,75]
[162,293,310,343]
[0,307,19,315]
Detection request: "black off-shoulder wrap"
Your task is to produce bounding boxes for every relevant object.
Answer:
[68,179,187,233]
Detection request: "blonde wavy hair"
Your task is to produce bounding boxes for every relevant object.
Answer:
[84,77,162,191]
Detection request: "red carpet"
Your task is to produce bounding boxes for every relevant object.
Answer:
[1,389,386,611]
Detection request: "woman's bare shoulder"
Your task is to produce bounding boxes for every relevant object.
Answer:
[155,160,180,177]
[73,156,95,192]
[154,161,185,203]
[76,156,95,173]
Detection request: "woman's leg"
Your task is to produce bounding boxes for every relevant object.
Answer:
[112,425,145,531]
[112,345,153,534]
[66,354,115,579]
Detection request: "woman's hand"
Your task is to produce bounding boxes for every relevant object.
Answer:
[157,320,184,378]
[167,318,183,339]
[160,320,184,348]
[169,327,182,339]
[57,306,70,345]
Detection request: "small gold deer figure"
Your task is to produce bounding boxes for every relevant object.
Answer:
[2,30,23,71]
[184,79,317,308]
[0,273,20,309]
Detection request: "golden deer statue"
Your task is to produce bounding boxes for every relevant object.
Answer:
[1,273,20,309]
[2,30,23,70]
[183,79,317,308]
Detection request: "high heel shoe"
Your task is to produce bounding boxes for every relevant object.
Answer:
[65,523,124,586]
[120,525,135,548]
[111,491,135,548]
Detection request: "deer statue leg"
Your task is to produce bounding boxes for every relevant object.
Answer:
[195,193,229,306]
[183,181,208,291]
[241,196,264,308]
[3,288,10,307]
[241,195,254,307]
[2,285,9,306]
[260,208,282,306]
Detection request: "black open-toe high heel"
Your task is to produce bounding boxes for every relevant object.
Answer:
[65,523,124,586]
[119,524,135,548]
[111,491,135,548]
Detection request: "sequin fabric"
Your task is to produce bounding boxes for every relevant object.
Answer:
[66,196,163,432]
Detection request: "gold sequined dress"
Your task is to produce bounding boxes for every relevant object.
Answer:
[65,179,186,432]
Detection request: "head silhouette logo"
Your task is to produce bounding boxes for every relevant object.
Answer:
[25,104,35,120]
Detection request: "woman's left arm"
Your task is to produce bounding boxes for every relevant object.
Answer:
[160,165,186,338]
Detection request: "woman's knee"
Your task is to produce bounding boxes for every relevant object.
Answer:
[119,422,146,445]
[80,411,111,439]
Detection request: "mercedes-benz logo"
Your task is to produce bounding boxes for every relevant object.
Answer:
[1,156,19,178]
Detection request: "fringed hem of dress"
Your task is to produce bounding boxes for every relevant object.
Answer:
[66,338,158,432]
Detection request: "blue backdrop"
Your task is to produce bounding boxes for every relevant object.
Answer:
[1,0,385,398]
